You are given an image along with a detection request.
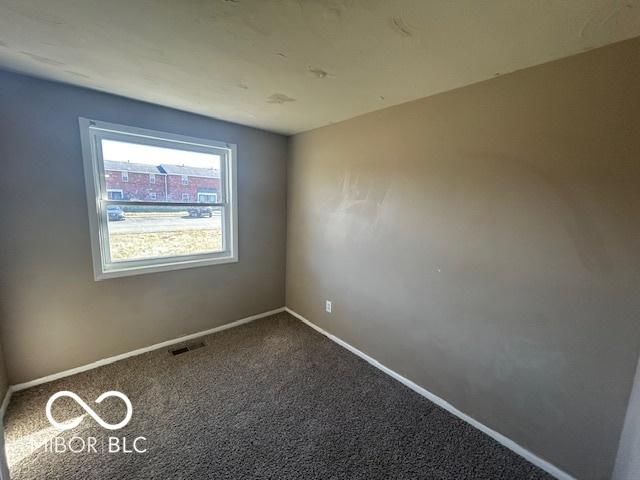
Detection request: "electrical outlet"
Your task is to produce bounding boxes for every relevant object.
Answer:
[325,300,332,313]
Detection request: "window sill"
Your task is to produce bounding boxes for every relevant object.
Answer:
[95,254,238,281]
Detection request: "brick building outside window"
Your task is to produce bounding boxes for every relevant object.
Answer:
[104,160,220,202]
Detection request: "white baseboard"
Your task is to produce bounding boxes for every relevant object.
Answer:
[9,307,286,394]
[285,307,575,480]
[0,388,12,421]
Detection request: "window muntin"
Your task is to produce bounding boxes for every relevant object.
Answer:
[80,118,237,280]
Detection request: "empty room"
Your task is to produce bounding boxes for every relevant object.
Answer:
[0,1,639,479]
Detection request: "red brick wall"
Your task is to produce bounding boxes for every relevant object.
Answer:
[105,170,167,200]
[105,170,220,202]
[166,175,220,202]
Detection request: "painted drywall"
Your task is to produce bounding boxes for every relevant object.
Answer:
[0,70,287,384]
[0,1,639,134]
[286,37,640,479]
[613,356,640,479]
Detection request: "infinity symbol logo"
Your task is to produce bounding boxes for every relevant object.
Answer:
[46,391,133,431]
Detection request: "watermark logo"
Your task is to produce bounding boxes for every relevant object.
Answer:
[42,390,147,455]
[46,391,133,430]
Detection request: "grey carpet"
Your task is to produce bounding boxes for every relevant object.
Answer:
[4,312,552,479]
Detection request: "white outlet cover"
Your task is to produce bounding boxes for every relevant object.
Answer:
[325,301,332,313]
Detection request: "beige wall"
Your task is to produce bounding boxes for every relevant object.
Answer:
[0,70,287,384]
[286,38,640,479]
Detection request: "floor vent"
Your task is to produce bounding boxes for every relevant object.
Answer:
[170,347,189,356]
[170,342,206,356]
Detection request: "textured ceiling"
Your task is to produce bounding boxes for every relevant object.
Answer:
[0,0,639,134]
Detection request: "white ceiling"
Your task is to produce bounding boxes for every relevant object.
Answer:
[0,0,639,135]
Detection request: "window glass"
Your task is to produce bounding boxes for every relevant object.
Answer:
[106,205,224,262]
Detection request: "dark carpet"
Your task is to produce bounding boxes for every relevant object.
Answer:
[4,312,552,479]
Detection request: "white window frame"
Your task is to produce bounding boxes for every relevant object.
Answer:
[121,171,129,182]
[181,175,189,185]
[79,118,238,280]
[149,173,156,184]
[182,193,190,202]
[149,192,157,200]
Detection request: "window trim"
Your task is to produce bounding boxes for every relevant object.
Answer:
[79,118,238,280]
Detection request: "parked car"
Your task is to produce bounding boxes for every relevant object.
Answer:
[107,205,125,221]
[188,206,213,218]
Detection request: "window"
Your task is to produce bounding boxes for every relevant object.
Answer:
[122,171,129,182]
[197,192,218,203]
[181,175,189,185]
[149,173,156,184]
[107,189,123,200]
[80,118,237,280]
